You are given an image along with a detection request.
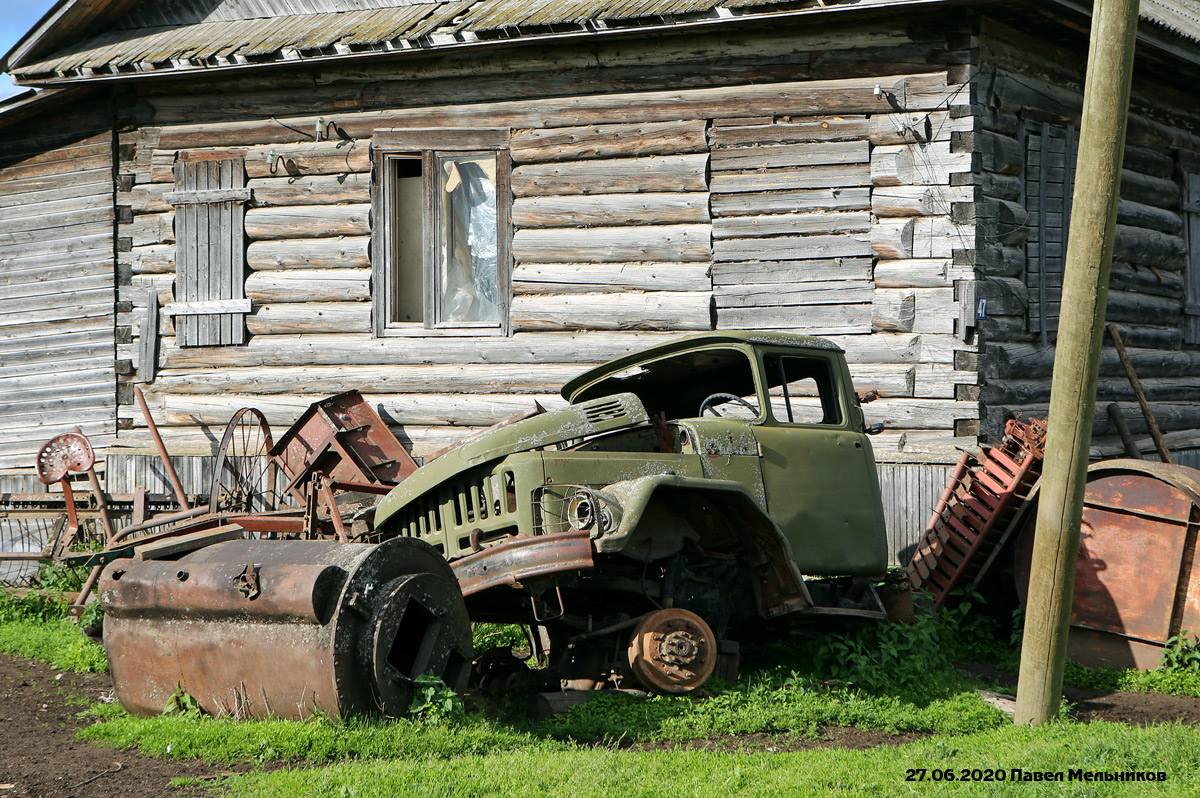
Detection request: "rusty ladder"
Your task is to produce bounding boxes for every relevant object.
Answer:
[907,419,1047,608]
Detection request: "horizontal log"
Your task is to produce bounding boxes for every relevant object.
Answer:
[1111,224,1187,269]
[983,376,1200,405]
[510,120,708,163]
[1117,199,1183,235]
[709,163,870,193]
[859,398,978,431]
[708,116,869,148]
[150,141,369,182]
[873,288,956,335]
[867,111,972,145]
[0,261,110,292]
[1119,169,1180,209]
[152,330,923,372]
[244,269,371,303]
[122,392,567,428]
[709,187,871,216]
[512,291,711,331]
[871,142,972,187]
[976,277,1028,317]
[715,303,870,333]
[163,299,251,316]
[984,401,1200,437]
[713,233,872,262]
[246,302,370,334]
[112,425,481,460]
[0,167,110,200]
[511,154,708,197]
[154,73,959,147]
[872,217,968,259]
[511,193,709,228]
[513,225,710,263]
[127,183,171,213]
[872,185,974,217]
[118,244,174,274]
[512,263,710,293]
[157,331,682,369]
[874,259,956,288]
[715,280,873,308]
[246,235,371,270]
[152,364,584,396]
[247,173,371,207]
[971,245,1025,278]
[951,130,1023,175]
[128,212,174,246]
[712,211,870,239]
[712,258,873,285]
[1107,261,1185,298]
[244,204,370,241]
[709,141,868,171]
[981,343,1200,380]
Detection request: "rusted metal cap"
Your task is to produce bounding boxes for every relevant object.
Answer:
[35,432,94,484]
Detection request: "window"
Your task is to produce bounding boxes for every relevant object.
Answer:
[372,130,510,336]
[165,153,251,347]
[1024,122,1078,343]
[762,354,842,426]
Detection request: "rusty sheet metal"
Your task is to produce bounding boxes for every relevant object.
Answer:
[271,390,419,502]
[451,530,593,596]
[100,536,472,719]
[1015,460,1200,670]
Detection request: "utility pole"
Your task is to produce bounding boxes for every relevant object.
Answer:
[1014,0,1142,726]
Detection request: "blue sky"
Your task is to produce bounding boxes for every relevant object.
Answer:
[1,1,59,99]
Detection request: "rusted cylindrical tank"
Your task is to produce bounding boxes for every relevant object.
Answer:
[1015,460,1200,670]
[98,536,472,719]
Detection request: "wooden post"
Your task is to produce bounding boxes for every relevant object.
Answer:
[1014,0,1142,726]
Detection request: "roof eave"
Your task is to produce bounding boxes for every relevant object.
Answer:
[2,0,142,74]
[7,0,988,87]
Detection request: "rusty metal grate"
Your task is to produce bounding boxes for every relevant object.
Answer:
[907,418,1047,608]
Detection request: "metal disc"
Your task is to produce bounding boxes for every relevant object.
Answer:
[627,608,716,695]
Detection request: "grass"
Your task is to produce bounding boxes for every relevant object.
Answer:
[198,722,1200,798]
[0,588,108,673]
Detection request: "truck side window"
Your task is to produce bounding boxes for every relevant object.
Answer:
[763,355,842,426]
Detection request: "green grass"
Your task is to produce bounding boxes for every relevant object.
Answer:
[0,589,108,673]
[198,722,1200,798]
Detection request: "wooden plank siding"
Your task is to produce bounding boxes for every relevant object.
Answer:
[0,120,116,472]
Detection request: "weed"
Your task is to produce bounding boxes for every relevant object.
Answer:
[408,674,463,722]
[1160,632,1200,672]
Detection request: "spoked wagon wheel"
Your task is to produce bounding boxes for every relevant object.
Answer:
[209,408,284,515]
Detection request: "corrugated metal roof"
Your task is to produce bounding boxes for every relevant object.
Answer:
[11,0,1200,82]
[1141,0,1200,42]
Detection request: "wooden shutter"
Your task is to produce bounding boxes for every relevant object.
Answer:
[167,156,249,346]
[1182,168,1200,345]
[1025,123,1077,343]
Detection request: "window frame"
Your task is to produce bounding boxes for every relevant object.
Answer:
[371,129,511,337]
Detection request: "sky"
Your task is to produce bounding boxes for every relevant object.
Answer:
[0,1,59,100]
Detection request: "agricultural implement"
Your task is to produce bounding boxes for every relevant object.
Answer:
[39,332,900,719]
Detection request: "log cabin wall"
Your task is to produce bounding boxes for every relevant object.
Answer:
[105,17,983,560]
[971,17,1200,461]
[0,98,117,474]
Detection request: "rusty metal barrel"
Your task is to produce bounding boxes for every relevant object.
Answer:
[98,536,473,719]
[1015,459,1200,671]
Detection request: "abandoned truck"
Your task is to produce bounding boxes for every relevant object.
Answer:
[98,331,893,718]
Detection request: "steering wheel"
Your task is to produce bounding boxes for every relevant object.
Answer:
[698,392,759,418]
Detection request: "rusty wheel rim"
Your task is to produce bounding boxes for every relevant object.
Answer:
[209,407,281,515]
[627,608,716,695]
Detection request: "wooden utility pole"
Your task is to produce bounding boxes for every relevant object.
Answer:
[1014,0,1142,726]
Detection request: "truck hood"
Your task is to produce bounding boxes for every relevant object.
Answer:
[374,393,649,524]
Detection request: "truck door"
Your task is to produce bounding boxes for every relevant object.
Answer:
[750,351,887,576]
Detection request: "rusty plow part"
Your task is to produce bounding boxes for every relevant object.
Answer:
[98,536,472,720]
[626,608,716,695]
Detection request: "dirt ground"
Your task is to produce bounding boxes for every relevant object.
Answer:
[3,653,1200,797]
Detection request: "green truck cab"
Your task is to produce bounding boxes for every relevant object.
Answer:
[374,332,889,693]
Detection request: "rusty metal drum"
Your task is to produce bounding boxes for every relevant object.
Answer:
[98,536,473,719]
[1015,460,1200,670]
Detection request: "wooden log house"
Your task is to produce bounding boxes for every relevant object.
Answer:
[2,0,1200,561]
